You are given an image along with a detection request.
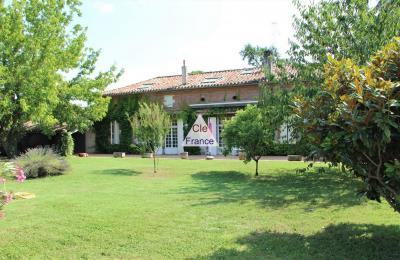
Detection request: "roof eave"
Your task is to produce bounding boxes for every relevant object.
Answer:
[103,79,265,97]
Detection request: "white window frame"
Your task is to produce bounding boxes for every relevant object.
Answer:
[110,121,120,145]
[165,119,178,148]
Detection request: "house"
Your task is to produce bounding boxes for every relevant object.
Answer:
[83,61,292,155]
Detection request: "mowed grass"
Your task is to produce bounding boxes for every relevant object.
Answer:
[0,157,399,259]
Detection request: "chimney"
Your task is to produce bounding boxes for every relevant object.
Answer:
[263,50,273,74]
[182,60,187,85]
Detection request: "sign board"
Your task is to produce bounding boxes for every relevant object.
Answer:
[183,115,218,147]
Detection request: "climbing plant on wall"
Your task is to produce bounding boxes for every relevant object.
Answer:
[94,95,140,153]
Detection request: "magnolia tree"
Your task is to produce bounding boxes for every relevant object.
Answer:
[222,105,274,176]
[293,38,400,213]
[241,0,400,145]
[129,102,171,173]
[0,162,26,219]
[0,0,120,157]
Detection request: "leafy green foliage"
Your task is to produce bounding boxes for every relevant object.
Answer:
[129,102,171,173]
[222,105,274,176]
[241,45,303,153]
[15,147,69,178]
[240,45,278,69]
[264,143,310,156]
[94,95,140,154]
[288,0,400,95]
[293,37,400,212]
[57,131,74,156]
[0,162,15,179]
[0,0,120,157]
[291,0,400,66]
[189,70,204,75]
[244,1,400,150]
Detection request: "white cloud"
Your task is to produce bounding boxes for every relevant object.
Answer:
[93,1,114,14]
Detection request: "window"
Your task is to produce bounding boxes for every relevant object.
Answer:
[138,83,154,91]
[201,77,221,85]
[164,95,175,108]
[241,68,257,74]
[110,121,120,144]
[165,119,178,148]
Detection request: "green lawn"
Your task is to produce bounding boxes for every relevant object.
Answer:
[1,157,399,259]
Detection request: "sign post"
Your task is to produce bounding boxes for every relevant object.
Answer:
[183,115,218,158]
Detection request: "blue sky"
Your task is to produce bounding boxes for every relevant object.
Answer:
[79,0,297,89]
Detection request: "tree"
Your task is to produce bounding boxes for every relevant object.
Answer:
[129,102,171,173]
[239,0,400,208]
[240,45,279,69]
[241,1,400,149]
[289,0,400,91]
[293,38,400,213]
[241,45,297,152]
[222,105,274,176]
[0,0,120,157]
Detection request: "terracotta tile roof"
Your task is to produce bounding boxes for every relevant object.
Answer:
[104,67,268,96]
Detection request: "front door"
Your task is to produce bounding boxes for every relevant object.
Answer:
[164,119,178,154]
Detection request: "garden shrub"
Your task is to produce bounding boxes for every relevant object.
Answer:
[263,142,310,156]
[15,147,69,178]
[184,146,201,155]
[265,143,289,156]
[57,131,74,156]
[128,144,141,154]
[96,143,141,154]
[293,37,400,212]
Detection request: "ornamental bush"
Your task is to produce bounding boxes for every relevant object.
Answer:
[0,162,26,219]
[222,105,274,176]
[15,147,69,178]
[57,131,74,156]
[293,37,400,213]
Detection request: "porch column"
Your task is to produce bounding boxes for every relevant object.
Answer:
[177,118,184,153]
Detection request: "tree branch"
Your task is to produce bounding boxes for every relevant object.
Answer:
[361,151,379,167]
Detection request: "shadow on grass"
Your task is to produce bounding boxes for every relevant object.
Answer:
[180,168,364,210]
[93,169,142,176]
[195,223,400,259]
